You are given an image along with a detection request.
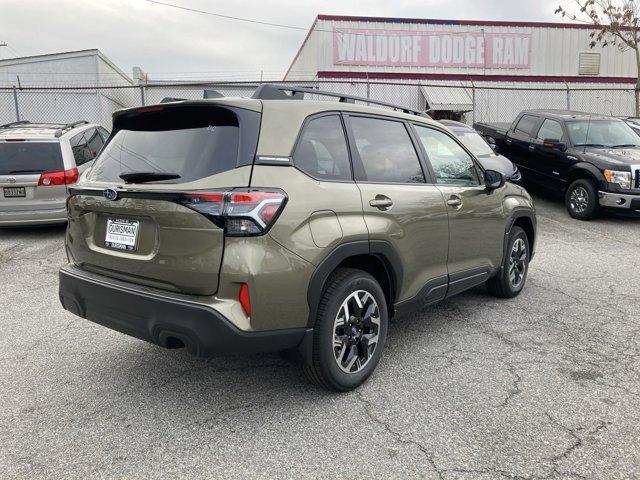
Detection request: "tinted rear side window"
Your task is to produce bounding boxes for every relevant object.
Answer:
[293,115,352,181]
[349,116,425,184]
[71,128,105,166]
[0,142,63,175]
[514,115,539,136]
[88,105,257,184]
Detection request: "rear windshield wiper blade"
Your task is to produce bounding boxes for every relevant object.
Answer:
[8,169,45,174]
[119,171,181,184]
[611,144,639,148]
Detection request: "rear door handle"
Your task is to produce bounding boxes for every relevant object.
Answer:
[369,196,393,209]
[505,138,512,145]
[529,144,535,152]
[447,195,463,208]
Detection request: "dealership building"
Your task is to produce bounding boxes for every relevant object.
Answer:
[284,15,639,121]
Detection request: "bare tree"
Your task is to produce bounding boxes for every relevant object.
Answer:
[556,0,640,115]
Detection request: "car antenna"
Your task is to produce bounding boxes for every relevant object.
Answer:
[583,114,592,155]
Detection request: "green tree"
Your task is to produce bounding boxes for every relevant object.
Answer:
[556,0,640,115]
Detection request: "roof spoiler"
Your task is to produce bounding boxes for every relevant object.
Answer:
[252,83,431,118]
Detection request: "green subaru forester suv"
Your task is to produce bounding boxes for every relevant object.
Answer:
[59,85,536,391]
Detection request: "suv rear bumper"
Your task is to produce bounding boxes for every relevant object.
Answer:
[59,264,309,357]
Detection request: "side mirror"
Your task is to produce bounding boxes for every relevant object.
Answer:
[486,136,497,146]
[484,169,505,191]
[543,138,566,150]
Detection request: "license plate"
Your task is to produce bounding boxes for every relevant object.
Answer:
[3,187,26,198]
[105,218,140,251]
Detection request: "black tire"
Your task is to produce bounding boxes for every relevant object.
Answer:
[565,178,599,220]
[486,226,530,298]
[303,268,388,392]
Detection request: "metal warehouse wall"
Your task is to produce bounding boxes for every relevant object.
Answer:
[0,50,136,129]
[285,17,638,80]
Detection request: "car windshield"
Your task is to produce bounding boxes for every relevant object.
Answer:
[454,130,494,156]
[566,120,640,147]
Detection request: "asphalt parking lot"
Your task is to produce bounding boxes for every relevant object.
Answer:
[1,193,639,480]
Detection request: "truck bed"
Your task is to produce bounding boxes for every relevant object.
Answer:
[473,122,512,140]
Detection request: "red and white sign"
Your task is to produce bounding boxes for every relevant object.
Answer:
[333,29,531,69]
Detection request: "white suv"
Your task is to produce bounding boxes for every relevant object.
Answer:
[0,121,109,226]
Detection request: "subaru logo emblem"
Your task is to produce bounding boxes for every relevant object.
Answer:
[103,188,118,201]
[7,177,16,184]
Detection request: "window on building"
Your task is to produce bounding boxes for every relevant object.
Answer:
[350,116,425,184]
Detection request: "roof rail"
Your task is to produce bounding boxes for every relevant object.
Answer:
[54,120,89,138]
[0,120,30,129]
[252,84,430,118]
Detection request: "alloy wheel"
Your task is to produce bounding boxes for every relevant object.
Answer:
[569,186,589,213]
[333,290,380,374]
[509,238,527,288]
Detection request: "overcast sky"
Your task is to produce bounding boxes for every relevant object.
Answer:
[1,0,565,80]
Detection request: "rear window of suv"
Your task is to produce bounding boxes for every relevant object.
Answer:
[88,105,258,184]
[0,142,64,175]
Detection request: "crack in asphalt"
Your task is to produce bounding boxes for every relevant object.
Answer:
[498,361,523,408]
[355,391,445,479]
[544,412,611,479]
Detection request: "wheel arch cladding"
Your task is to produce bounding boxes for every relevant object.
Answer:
[306,241,402,327]
[513,217,535,255]
[505,210,536,262]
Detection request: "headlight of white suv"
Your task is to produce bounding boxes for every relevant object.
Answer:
[604,170,632,189]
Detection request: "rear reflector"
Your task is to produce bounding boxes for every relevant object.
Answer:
[239,283,251,317]
[38,168,79,186]
[179,188,287,236]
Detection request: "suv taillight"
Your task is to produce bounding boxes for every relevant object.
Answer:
[179,189,287,236]
[38,168,79,187]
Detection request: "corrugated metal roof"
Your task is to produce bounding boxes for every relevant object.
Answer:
[420,82,473,112]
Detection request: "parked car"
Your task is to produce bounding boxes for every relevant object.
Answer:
[59,85,536,391]
[0,120,109,226]
[439,120,522,184]
[475,110,640,220]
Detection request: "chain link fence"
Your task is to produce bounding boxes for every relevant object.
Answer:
[1,80,637,130]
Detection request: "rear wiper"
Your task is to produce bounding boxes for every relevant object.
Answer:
[119,171,181,184]
[575,143,606,148]
[8,169,45,174]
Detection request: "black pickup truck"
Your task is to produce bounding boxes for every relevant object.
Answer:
[475,110,640,220]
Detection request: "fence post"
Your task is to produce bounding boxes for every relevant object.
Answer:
[366,73,370,105]
[471,81,476,125]
[565,81,570,110]
[12,85,20,121]
[139,85,145,106]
